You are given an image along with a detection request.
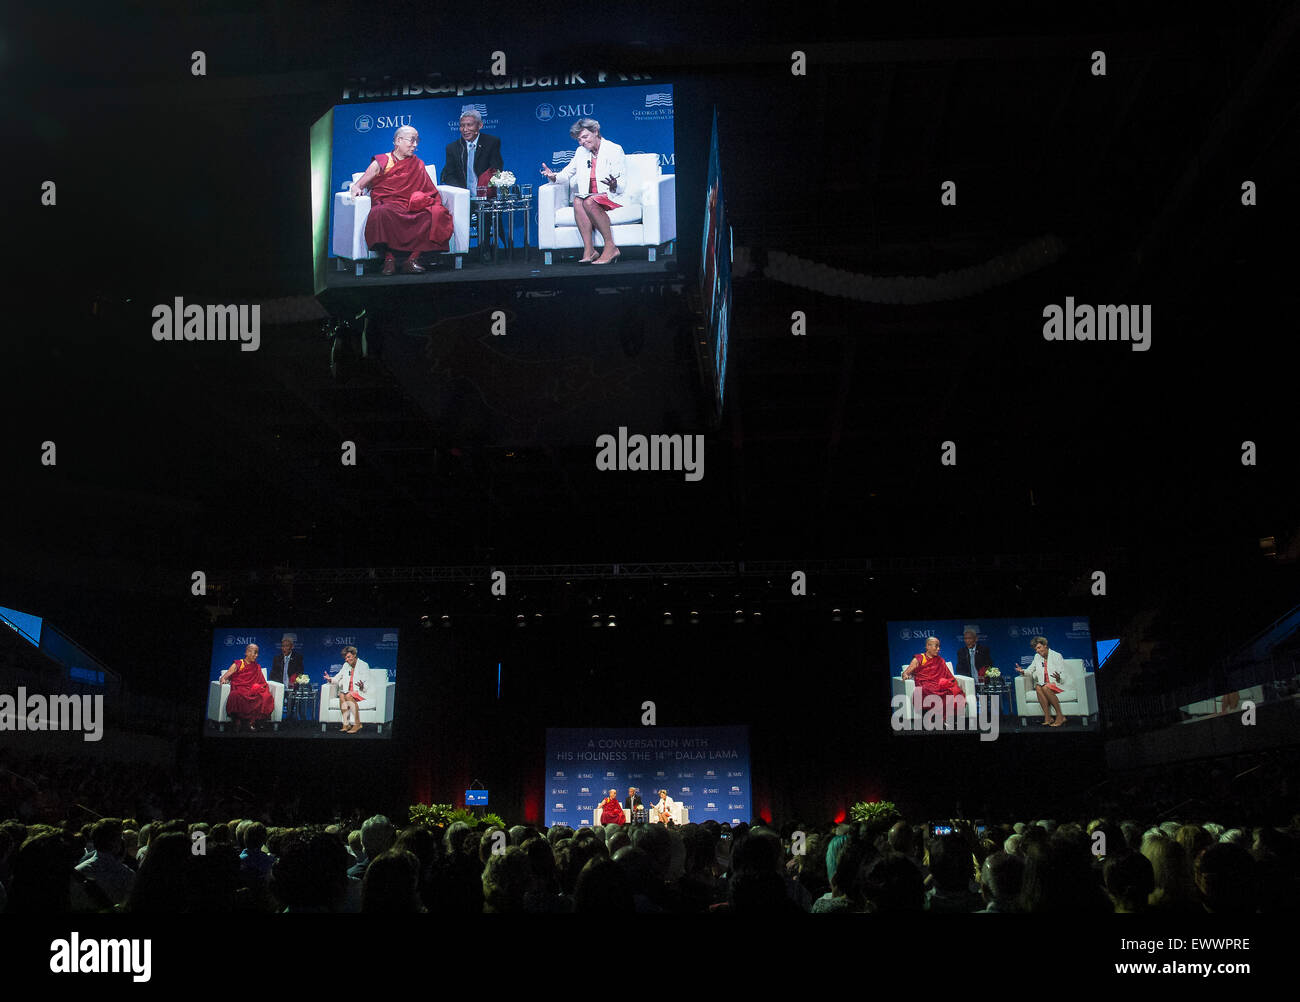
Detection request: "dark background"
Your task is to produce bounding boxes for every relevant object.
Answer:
[3,0,1297,825]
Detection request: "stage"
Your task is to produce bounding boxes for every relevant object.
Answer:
[322,249,679,289]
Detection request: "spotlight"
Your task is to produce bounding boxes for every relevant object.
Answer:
[733,608,744,624]
[607,613,617,628]
[419,615,432,630]
[662,610,673,626]
[751,609,762,623]
[831,608,842,622]
[689,610,700,625]
[591,614,602,628]
[440,614,451,628]
[515,614,526,628]
[853,609,864,622]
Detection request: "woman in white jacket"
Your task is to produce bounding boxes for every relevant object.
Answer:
[540,117,627,265]
[1016,635,1068,726]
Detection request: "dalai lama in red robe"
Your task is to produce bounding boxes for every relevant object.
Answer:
[902,636,967,724]
[599,790,626,825]
[349,126,454,275]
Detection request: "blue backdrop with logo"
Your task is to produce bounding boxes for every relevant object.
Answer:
[545,725,750,828]
[330,83,675,253]
[208,628,399,684]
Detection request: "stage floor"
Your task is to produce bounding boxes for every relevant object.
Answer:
[324,251,677,287]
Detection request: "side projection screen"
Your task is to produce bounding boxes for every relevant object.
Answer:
[206,628,399,738]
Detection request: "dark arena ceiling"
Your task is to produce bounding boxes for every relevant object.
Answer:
[4,1,1297,685]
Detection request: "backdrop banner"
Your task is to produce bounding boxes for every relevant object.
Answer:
[545,725,750,828]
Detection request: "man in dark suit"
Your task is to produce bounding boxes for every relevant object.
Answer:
[954,629,991,679]
[441,109,503,256]
[440,109,503,192]
[956,629,1010,718]
[269,635,304,686]
[624,787,645,823]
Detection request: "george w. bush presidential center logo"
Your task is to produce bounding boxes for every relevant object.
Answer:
[633,91,673,120]
[536,103,556,122]
[354,114,374,133]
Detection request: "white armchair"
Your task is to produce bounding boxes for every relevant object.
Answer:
[537,153,676,264]
[648,803,689,825]
[332,166,470,275]
[207,680,285,731]
[318,670,395,734]
[1014,658,1096,724]
[892,668,979,729]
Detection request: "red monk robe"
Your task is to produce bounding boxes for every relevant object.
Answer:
[225,659,274,722]
[363,153,454,252]
[907,652,966,717]
[599,796,626,825]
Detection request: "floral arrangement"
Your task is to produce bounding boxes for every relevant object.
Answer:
[984,667,1001,679]
[294,674,311,685]
[409,803,506,830]
[489,170,516,188]
[848,800,900,826]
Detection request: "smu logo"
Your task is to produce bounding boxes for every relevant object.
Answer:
[374,114,413,129]
[535,103,556,122]
[630,150,676,168]
[550,788,567,795]
[324,635,356,647]
[354,114,373,133]
[556,103,594,117]
[577,772,594,779]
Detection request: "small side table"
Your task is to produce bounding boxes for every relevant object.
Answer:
[286,684,318,724]
[976,678,1011,718]
[473,188,533,263]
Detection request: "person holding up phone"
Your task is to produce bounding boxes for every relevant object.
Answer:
[540,117,626,265]
[323,646,369,734]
